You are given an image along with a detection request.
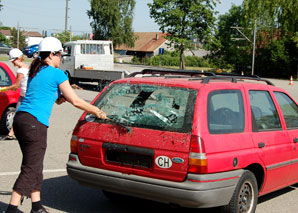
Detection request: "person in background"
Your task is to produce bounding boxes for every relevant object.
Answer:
[0,48,29,140]
[5,37,107,213]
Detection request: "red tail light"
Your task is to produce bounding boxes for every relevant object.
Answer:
[188,135,208,174]
[70,135,78,153]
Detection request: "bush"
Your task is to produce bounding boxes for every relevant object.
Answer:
[132,56,140,64]
[131,53,234,71]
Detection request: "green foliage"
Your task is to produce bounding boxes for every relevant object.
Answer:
[242,0,298,78]
[9,28,26,49]
[54,31,86,44]
[148,0,219,69]
[208,2,298,78]
[132,56,140,64]
[132,54,222,69]
[211,5,252,74]
[0,26,10,30]
[243,0,298,33]
[0,26,12,45]
[87,0,136,47]
[0,33,8,44]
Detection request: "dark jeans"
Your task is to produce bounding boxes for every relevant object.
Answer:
[12,111,48,197]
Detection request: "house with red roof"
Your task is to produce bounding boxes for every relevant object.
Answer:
[0,29,43,46]
[115,32,173,58]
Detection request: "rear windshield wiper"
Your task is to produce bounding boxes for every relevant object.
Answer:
[85,114,132,133]
[107,117,132,133]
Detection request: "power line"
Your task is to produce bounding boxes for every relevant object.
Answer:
[231,25,257,76]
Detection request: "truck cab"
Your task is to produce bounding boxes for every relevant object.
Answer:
[60,40,114,83]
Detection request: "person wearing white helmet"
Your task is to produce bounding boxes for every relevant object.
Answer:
[0,48,29,140]
[5,37,107,213]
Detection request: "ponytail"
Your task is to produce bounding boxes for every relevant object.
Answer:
[29,52,51,78]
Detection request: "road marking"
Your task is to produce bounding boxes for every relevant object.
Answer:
[0,169,66,176]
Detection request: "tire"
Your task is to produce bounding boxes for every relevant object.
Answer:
[221,170,258,213]
[69,77,79,85]
[67,72,78,85]
[0,107,16,134]
[32,51,39,58]
[98,80,111,91]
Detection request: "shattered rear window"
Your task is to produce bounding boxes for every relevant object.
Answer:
[89,83,197,133]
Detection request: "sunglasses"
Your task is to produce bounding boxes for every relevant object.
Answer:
[10,57,19,61]
[53,52,62,58]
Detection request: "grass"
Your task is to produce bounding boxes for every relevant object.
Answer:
[0,56,33,62]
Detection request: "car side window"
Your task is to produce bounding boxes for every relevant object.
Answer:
[0,66,11,86]
[80,44,104,54]
[207,90,245,134]
[64,46,72,55]
[249,90,281,132]
[274,92,298,129]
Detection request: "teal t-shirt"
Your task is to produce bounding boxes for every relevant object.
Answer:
[18,65,68,126]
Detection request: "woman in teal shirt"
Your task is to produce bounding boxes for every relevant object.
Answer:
[5,37,107,213]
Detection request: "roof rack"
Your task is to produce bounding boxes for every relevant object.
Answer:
[128,69,274,86]
[128,68,215,77]
[197,75,274,85]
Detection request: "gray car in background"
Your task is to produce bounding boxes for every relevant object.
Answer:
[0,43,12,54]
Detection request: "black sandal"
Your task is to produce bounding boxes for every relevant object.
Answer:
[0,135,16,140]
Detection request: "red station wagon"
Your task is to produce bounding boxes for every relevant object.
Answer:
[67,69,298,212]
[0,62,20,134]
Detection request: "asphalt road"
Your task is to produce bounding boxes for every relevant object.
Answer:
[1,61,298,212]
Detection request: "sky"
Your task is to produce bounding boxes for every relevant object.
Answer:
[0,0,242,35]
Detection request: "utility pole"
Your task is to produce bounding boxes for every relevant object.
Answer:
[231,26,257,76]
[65,0,70,32]
[251,26,257,76]
[17,22,20,49]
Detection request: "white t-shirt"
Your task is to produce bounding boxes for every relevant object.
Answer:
[17,67,29,97]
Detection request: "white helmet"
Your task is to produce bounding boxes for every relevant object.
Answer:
[38,37,63,53]
[9,48,23,61]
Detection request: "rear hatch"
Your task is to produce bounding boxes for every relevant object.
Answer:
[75,82,197,182]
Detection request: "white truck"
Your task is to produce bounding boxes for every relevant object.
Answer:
[60,40,128,87]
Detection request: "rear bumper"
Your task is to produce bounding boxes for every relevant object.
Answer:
[66,154,243,208]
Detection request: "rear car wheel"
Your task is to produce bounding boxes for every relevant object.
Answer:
[221,170,258,213]
[0,107,16,134]
[32,52,39,58]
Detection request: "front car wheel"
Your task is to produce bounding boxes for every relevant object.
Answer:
[0,107,16,134]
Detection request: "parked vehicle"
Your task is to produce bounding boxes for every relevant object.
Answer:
[0,43,12,54]
[67,69,298,212]
[22,44,39,58]
[60,40,128,86]
[0,62,20,134]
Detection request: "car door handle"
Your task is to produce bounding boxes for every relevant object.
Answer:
[294,138,298,143]
[258,142,265,148]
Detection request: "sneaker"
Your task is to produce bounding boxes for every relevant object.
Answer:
[30,206,49,213]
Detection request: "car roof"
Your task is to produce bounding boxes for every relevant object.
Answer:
[113,69,280,91]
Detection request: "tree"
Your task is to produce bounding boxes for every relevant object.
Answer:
[211,5,252,73]
[243,0,298,78]
[0,33,7,43]
[0,27,10,45]
[87,0,136,47]
[54,31,86,44]
[9,28,26,49]
[0,0,2,11]
[148,0,219,69]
